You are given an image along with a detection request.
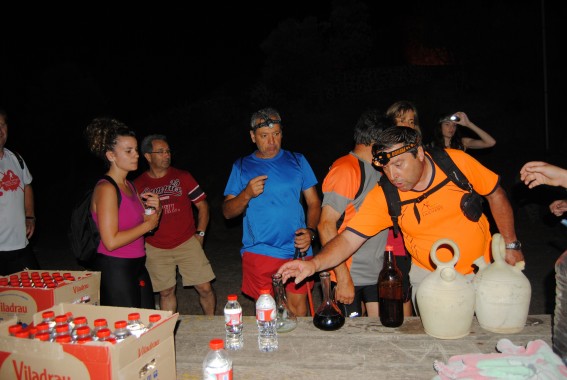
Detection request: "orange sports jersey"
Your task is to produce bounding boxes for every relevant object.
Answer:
[346,149,499,275]
[321,153,383,283]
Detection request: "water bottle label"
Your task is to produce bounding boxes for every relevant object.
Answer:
[256,308,275,322]
[224,310,242,325]
[204,367,233,380]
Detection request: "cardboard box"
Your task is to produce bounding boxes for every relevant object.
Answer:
[0,270,100,324]
[0,303,178,380]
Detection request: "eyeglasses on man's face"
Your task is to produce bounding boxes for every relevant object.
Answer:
[149,150,173,155]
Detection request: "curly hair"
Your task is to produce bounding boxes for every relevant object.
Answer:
[84,118,136,166]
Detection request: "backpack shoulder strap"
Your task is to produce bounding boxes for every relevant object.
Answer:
[426,146,472,192]
[379,174,402,237]
[13,151,24,170]
[335,159,366,230]
[101,175,122,206]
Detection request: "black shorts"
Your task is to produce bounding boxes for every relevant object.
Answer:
[332,282,378,318]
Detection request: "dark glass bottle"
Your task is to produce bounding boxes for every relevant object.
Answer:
[313,271,345,331]
[378,245,404,327]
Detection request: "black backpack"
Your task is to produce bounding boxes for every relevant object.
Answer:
[68,175,121,266]
[380,146,484,237]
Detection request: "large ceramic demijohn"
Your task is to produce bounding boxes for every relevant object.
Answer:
[473,233,531,333]
[416,238,475,339]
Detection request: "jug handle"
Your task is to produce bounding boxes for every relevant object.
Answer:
[430,238,460,268]
[491,233,506,264]
[492,233,526,270]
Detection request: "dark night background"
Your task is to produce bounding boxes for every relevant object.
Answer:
[1,1,565,256]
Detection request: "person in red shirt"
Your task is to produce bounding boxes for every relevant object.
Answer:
[134,134,216,315]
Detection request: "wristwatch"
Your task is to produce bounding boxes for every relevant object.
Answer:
[505,240,522,250]
[195,230,205,237]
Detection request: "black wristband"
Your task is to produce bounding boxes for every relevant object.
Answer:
[26,216,36,221]
[307,227,317,241]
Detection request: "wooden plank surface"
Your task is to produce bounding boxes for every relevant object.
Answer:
[174,315,552,380]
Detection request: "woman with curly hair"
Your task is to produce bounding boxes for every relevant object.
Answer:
[85,117,161,308]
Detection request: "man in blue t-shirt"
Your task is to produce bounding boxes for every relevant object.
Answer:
[223,107,321,316]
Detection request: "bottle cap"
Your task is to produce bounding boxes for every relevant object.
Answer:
[8,324,22,334]
[42,310,55,319]
[227,294,237,301]
[76,326,91,336]
[97,328,111,338]
[209,338,224,350]
[386,245,394,251]
[74,316,87,325]
[115,320,127,329]
[128,312,141,321]
[149,314,162,323]
[35,332,50,341]
[55,315,68,324]
[35,322,50,332]
[94,318,108,327]
[55,334,72,343]
[55,324,70,333]
[15,330,30,339]
[260,289,271,295]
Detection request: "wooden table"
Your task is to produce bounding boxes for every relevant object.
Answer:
[174,315,552,379]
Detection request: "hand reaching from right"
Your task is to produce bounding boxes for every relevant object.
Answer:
[520,161,567,189]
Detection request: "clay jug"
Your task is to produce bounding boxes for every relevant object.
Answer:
[473,233,531,333]
[416,238,475,339]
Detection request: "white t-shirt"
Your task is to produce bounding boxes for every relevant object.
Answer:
[0,148,33,250]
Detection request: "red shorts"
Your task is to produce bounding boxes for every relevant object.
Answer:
[241,251,314,301]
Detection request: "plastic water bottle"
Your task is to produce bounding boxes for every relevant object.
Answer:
[8,324,22,336]
[71,316,89,341]
[147,314,162,330]
[35,322,52,341]
[203,338,233,380]
[75,326,94,344]
[126,312,147,338]
[256,288,278,352]
[96,328,117,344]
[224,294,243,350]
[41,310,56,335]
[114,320,132,343]
[92,318,109,341]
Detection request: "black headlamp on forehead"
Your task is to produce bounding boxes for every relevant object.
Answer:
[251,118,281,131]
[372,143,417,166]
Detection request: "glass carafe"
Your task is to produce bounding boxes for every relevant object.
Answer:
[272,273,297,332]
[313,271,345,331]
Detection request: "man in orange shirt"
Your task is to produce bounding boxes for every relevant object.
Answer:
[278,127,524,307]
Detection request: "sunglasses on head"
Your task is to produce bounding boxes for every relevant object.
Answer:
[251,118,281,131]
[372,143,417,166]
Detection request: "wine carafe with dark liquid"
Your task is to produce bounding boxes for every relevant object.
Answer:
[313,271,345,331]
